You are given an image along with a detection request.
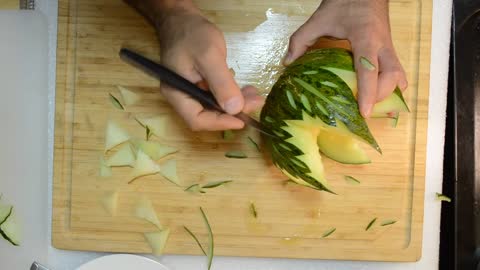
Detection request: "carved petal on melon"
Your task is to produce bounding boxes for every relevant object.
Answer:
[129,150,160,183]
[158,159,179,185]
[106,144,136,167]
[136,115,168,137]
[144,228,170,255]
[100,191,118,216]
[135,197,162,229]
[317,130,370,164]
[104,120,130,152]
[280,120,331,192]
[131,139,178,161]
[117,85,141,106]
[321,67,409,114]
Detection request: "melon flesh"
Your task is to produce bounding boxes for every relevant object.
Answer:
[0,204,12,225]
[99,157,112,177]
[158,159,179,185]
[0,208,20,246]
[107,144,136,167]
[104,120,130,152]
[100,191,118,216]
[117,85,140,106]
[136,115,168,137]
[134,197,162,229]
[131,139,178,161]
[129,150,160,183]
[322,67,409,115]
[144,228,170,255]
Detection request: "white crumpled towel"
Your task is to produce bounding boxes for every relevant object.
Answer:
[42,0,452,269]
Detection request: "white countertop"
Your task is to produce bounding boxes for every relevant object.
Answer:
[4,0,453,269]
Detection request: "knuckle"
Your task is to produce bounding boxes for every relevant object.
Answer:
[289,31,303,46]
[198,45,224,63]
[384,68,404,79]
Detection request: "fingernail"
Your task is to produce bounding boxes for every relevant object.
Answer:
[224,96,242,115]
[362,104,372,118]
[283,52,293,65]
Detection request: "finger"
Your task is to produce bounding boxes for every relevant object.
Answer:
[284,15,328,65]
[160,84,244,131]
[241,85,265,113]
[376,48,408,102]
[196,53,244,115]
[353,46,379,118]
[195,110,245,131]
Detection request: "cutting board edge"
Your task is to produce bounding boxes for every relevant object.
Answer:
[52,0,432,262]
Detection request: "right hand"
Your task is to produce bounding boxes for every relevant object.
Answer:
[284,0,407,118]
[155,5,264,131]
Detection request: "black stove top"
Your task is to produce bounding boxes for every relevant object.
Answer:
[442,1,480,269]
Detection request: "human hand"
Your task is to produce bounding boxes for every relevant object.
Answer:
[126,0,264,131]
[284,0,408,118]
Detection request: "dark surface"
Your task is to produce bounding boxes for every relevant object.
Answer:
[444,1,480,269]
[440,28,455,270]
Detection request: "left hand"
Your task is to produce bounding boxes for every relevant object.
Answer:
[284,0,408,118]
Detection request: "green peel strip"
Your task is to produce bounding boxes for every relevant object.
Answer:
[344,176,361,185]
[360,56,376,71]
[365,218,377,231]
[322,228,336,238]
[109,93,124,110]
[249,202,258,218]
[380,220,397,226]
[183,226,207,255]
[202,180,233,189]
[200,207,214,270]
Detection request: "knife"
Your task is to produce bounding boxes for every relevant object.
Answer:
[119,48,277,139]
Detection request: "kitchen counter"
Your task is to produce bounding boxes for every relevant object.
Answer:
[0,0,452,269]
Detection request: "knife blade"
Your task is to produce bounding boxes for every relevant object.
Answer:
[119,48,278,139]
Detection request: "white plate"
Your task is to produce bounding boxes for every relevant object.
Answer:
[76,254,169,270]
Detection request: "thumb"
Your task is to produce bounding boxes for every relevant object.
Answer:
[197,55,244,115]
[284,16,327,65]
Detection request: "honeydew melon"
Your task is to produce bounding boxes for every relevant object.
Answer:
[260,48,409,192]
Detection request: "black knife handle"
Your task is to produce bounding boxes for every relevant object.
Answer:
[119,48,224,112]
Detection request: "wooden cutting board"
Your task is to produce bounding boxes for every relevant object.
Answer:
[53,0,432,261]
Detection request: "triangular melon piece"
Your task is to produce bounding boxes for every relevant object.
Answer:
[136,115,168,137]
[144,228,170,255]
[104,120,130,152]
[134,197,162,228]
[0,208,20,246]
[99,157,112,177]
[129,150,160,183]
[117,85,141,106]
[107,144,136,167]
[0,204,12,225]
[100,191,118,216]
[131,139,178,160]
[158,159,179,185]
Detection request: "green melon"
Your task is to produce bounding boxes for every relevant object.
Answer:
[260,48,409,192]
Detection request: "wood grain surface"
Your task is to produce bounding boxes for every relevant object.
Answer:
[0,0,18,9]
[53,0,432,261]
